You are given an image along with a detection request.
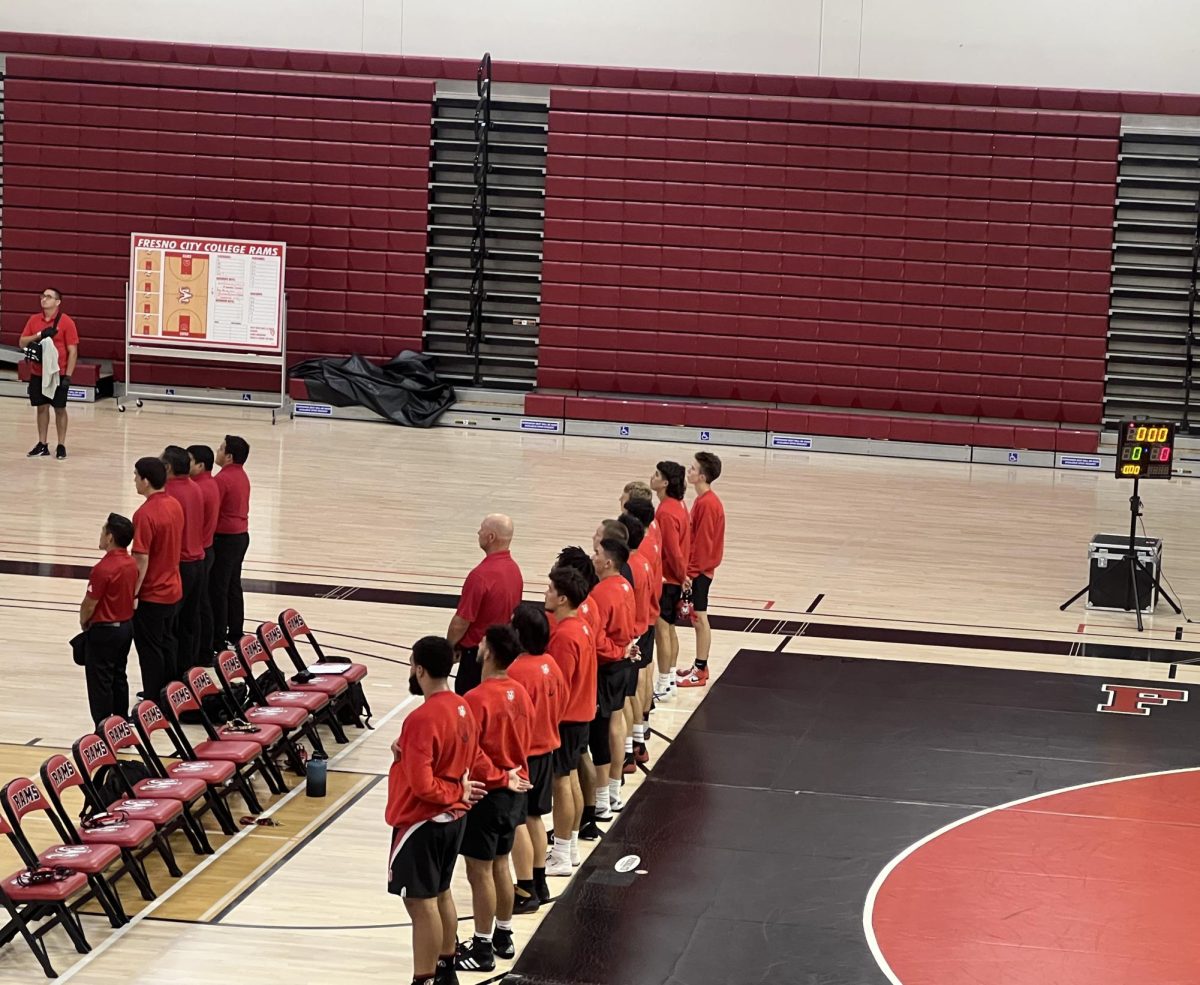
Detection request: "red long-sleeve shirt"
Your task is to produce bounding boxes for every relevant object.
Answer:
[465,676,534,789]
[629,548,654,634]
[385,691,480,829]
[588,574,637,664]
[547,614,597,723]
[508,653,566,756]
[642,521,663,610]
[655,497,690,586]
[687,490,726,579]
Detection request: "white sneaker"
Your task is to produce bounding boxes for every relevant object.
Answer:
[594,804,614,821]
[610,793,625,812]
[570,840,581,866]
[545,853,573,877]
[654,685,673,702]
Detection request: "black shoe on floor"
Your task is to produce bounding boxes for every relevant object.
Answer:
[512,888,540,915]
[434,957,459,985]
[55,444,66,460]
[579,820,603,841]
[493,927,515,960]
[454,936,495,972]
[534,877,552,904]
[27,443,49,457]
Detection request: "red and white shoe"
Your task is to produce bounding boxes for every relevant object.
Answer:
[678,666,709,688]
[675,666,693,678]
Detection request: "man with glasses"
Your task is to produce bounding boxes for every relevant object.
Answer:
[17,288,79,459]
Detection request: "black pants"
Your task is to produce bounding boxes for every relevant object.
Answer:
[133,600,179,704]
[176,559,205,671]
[197,547,215,664]
[84,621,133,725]
[210,532,250,651]
[454,646,481,696]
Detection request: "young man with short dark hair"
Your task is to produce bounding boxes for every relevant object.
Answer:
[544,565,595,873]
[79,513,138,725]
[387,635,486,985]
[679,452,726,688]
[131,456,184,704]
[19,287,78,459]
[651,462,690,701]
[187,444,219,661]
[210,435,251,651]
[622,495,659,763]
[507,602,566,915]
[457,625,534,973]
[162,445,206,671]
[618,511,653,772]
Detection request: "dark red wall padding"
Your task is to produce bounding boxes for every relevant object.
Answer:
[0,54,432,389]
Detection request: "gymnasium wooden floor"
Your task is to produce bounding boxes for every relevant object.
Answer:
[1,395,1198,983]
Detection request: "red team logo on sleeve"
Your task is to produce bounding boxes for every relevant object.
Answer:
[1096,683,1188,716]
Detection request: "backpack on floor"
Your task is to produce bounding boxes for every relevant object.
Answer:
[86,761,153,817]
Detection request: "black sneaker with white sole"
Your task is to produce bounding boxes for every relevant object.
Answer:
[27,443,49,457]
[454,937,495,972]
[56,444,66,460]
[493,927,515,960]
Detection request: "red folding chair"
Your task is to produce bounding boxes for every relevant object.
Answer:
[72,733,207,857]
[131,700,256,829]
[0,811,92,978]
[159,684,280,808]
[0,778,126,928]
[213,648,327,760]
[274,610,372,727]
[187,666,307,777]
[236,633,347,745]
[101,715,235,837]
[39,754,173,900]
[255,622,354,723]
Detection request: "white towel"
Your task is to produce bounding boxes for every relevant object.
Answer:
[40,336,60,398]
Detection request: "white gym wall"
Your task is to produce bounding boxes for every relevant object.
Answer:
[2,0,1199,92]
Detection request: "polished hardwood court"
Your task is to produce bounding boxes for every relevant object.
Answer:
[0,396,1198,983]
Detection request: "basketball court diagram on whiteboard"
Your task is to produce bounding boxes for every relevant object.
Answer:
[163,250,210,341]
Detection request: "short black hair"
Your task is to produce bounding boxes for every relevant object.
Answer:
[695,451,722,483]
[44,287,63,301]
[412,636,454,679]
[135,457,167,490]
[555,546,599,591]
[512,601,550,655]
[187,444,214,472]
[161,445,190,477]
[105,512,134,549]
[483,624,521,669]
[618,512,645,550]
[623,496,654,529]
[657,461,686,499]
[599,537,630,569]
[224,435,250,465]
[548,566,590,609]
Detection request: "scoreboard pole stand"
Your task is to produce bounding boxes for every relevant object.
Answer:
[1060,475,1181,631]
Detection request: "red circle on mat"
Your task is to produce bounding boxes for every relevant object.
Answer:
[869,769,1200,984]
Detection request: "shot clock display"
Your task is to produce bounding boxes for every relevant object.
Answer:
[1115,420,1175,479]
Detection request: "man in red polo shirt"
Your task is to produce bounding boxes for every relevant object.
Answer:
[131,457,184,703]
[18,287,78,460]
[187,444,220,663]
[79,513,138,725]
[448,514,523,696]
[678,451,727,688]
[209,435,251,652]
[162,446,206,671]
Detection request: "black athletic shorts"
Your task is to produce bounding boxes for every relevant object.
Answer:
[388,815,466,900]
[461,788,525,861]
[622,660,639,697]
[636,627,655,669]
[553,721,589,777]
[27,376,69,409]
[526,752,553,817]
[659,583,683,625]
[691,574,713,612]
[597,661,628,717]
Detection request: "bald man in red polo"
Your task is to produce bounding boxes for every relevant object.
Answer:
[448,514,523,696]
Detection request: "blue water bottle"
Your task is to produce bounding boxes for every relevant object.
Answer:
[306,755,327,797]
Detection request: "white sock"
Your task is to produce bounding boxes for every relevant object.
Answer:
[595,786,610,811]
[624,736,633,755]
[552,835,571,856]
[477,930,493,943]
[608,778,620,800]
[570,831,580,862]
[497,918,513,931]
[633,724,645,743]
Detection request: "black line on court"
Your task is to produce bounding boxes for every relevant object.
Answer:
[1,558,1191,665]
[211,774,383,924]
[646,728,673,745]
[1176,626,1184,641]
[1169,663,1179,679]
[23,737,41,746]
[805,593,825,613]
[774,636,793,652]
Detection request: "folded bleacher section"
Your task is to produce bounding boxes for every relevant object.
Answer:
[0,52,432,390]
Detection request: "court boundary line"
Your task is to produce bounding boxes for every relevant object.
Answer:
[861,763,1200,984]
[51,694,418,984]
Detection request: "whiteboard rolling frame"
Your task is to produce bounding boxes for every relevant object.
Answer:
[118,282,288,424]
